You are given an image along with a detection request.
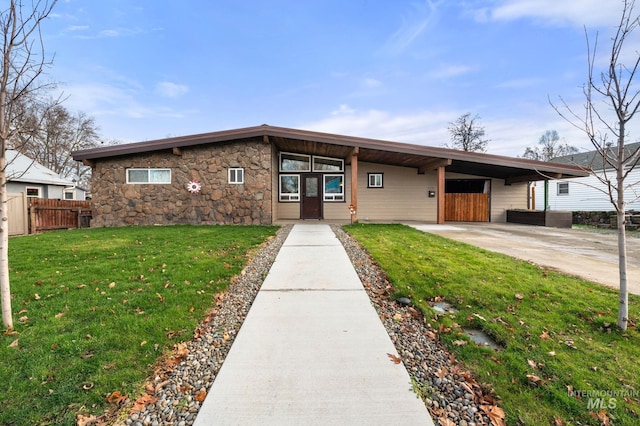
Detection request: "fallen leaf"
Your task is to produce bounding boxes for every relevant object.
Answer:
[82,382,94,390]
[34,293,41,300]
[19,316,28,323]
[140,341,147,346]
[77,284,86,289]
[480,404,506,426]
[106,391,128,404]
[548,351,556,356]
[436,367,447,378]
[540,330,551,341]
[108,282,116,288]
[76,414,99,426]
[387,353,402,364]
[195,390,207,402]
[554,417,565,426]
[392,313,403,322]
[8,339,18,348]
[526,374,542,385]
[527,359,537,369]
[156,292,164,303]
[452,339,468,346]
[54,312,65,319]
[439,417,456,426]
[131,394,157,413]
[515,294,524,300]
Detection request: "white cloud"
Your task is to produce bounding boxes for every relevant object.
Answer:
[363,77,382,88]
[428,64,475,79]
[479,0,621,27]
[155,81,189,98]
[381,0,443,54]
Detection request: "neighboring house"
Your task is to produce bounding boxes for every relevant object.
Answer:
[532,142,640,211]
[71,125,587,227]
[6,149,85,200]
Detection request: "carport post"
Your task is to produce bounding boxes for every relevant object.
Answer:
[437,165,445,224]
[544,180,549,211]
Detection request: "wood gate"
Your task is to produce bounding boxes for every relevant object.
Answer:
[8,193,29,236]
[445,193,489,222]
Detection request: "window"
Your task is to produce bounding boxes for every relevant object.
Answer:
[26,187,40,198]
[280,174,300,201]
[228,168,244,184]
[557,182,569,195]
[368,173,383,188]
[64,190,75,200]
[126,168,171,184]
[280,153,311,172]
[323,174,344,201]
[313,156,343,172]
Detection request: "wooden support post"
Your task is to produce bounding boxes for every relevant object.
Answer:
[437,165,445,224]
[350,147,359,223]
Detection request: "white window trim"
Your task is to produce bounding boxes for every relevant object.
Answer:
[279,174,300,202]
[557,182,569,196]
[126,168,171,184]
[323,174,344,201]
[279,152,311,172]
[26,186,41,198]
[228,167,244,184]
[63,190,75,200]
[368,173,383,188]
[312,155,344,172]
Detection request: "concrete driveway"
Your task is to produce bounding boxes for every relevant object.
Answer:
[409,222,640,295]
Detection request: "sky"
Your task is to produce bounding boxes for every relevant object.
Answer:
[35,0,638,157]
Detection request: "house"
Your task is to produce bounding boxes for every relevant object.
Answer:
[532,142,640,212]
[71,125,588,227]
[6,149,86,200]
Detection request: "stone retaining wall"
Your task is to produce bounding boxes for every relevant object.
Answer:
[573,210,640,230]
[90,139,272,227]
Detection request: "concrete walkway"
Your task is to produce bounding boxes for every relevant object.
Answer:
[194,224,433,425]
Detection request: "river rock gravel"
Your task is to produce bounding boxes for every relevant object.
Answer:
[108,224,502,426]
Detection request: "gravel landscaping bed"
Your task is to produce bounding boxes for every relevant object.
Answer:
[111,224,501,426]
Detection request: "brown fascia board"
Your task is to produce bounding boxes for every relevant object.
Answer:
[71,124,590,178]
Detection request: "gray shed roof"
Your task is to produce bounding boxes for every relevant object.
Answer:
[6,150,75,186]
[551,142,640,170]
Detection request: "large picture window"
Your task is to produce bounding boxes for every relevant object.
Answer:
[313,156,343,172]
[323,174,344,201]
[280,153,311,172]
[280,174,300,201]
[126,168,171,184]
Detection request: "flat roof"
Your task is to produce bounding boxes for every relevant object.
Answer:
[72,125,590,182]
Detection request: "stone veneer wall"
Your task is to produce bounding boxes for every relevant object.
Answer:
[90,139,272,226]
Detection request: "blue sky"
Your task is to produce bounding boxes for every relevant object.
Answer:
[40,0,633,156]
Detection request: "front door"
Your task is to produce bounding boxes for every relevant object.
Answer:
[301,174,322,219]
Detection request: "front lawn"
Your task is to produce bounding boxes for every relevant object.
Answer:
[344,223,640,425]
[0,225,278,425]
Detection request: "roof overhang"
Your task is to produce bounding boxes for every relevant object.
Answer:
[72,125,590,182]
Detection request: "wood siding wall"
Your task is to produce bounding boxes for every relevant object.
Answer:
[445,193,489,221]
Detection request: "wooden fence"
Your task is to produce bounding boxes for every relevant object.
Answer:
[28,198,92,233]
[445,193,489,222]
[8,193,29,236]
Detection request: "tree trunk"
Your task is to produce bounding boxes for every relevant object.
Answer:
[617,157,628,331]
[0,162,12,330]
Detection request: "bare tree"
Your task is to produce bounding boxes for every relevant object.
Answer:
[446,113,490,152]
[1,0,57,330]
[522,130,579,161]
[553,0,640,330]
[14,99,101,186]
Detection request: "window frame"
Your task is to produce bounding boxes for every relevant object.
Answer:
[63,190,75,200]
[228,167,245,184]
[279,152,311,172]
[279,174,301,202]
[367,173,384,188]
[25,186,41,198]
[323,174,344,202]
[557,182,569,196]
[126,168,172,184]
[312,155,344,172]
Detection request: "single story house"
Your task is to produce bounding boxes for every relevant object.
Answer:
[6,149,86,200]
[71,125,588,227]
[532,142,640,211]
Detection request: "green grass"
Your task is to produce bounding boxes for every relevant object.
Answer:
[0,225,278,425]
[344,223,640,426]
